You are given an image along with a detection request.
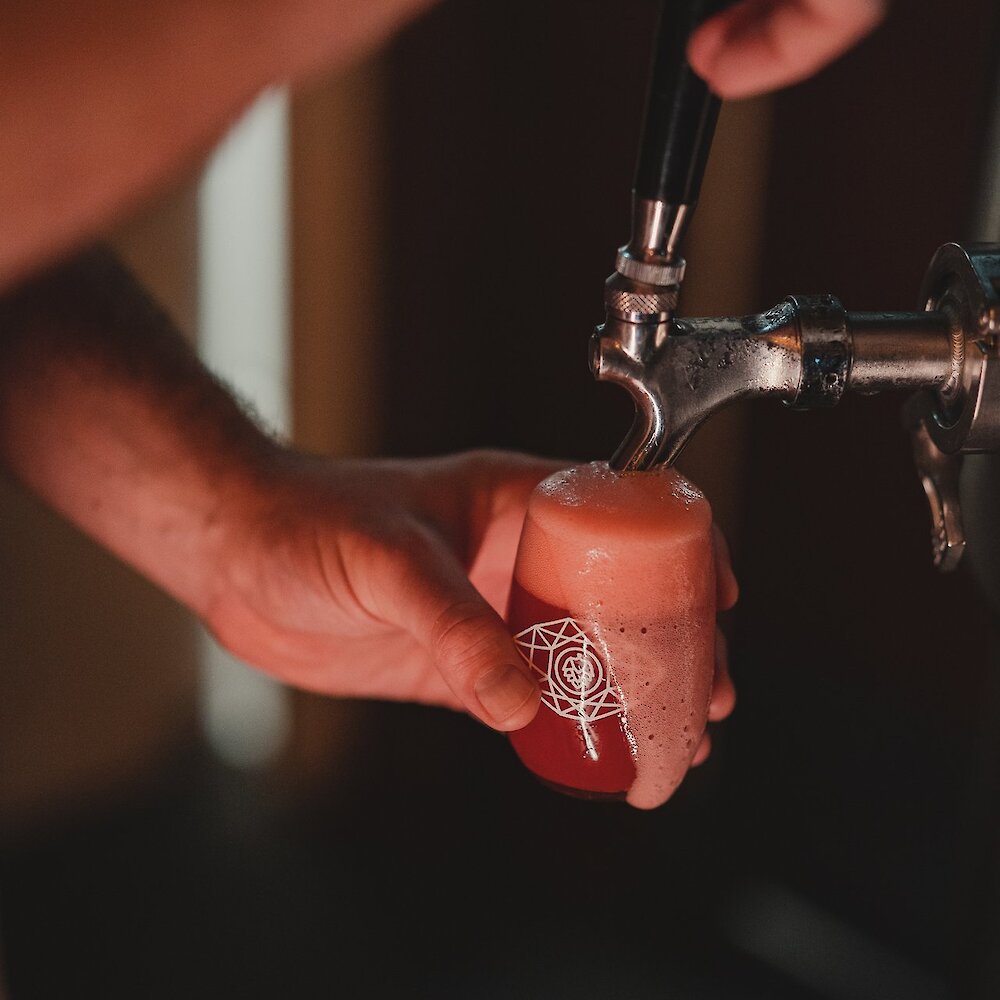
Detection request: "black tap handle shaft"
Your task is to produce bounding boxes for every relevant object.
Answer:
[633,0,727,206]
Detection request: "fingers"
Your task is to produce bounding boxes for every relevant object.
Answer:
[360,527,541,733]
[692,731,712,767]
[417,449,563,616]
[687,0,887,100]
[693,627,735,768]
[713,525,739,611]
[709,626,736,721]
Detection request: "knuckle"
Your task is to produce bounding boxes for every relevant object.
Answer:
[431,601,501,681]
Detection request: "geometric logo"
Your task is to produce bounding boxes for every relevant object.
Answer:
[513,617,622,722]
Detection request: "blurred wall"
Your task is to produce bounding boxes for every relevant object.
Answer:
[718,0,1000,991]
[277,0,771,804]
[0,181,201,841]
[290,1,1000,997]
[0,38,395,836]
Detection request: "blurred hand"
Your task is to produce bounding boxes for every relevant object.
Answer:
[693,525,739,766]
[687,0,887,99]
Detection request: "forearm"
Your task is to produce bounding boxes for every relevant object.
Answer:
[0,0,433,291]
[0,245,278,617]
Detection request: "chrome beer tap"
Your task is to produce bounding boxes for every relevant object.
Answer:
[591,2,1000,571]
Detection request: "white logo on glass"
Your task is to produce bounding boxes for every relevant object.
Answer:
[513,618,621,722]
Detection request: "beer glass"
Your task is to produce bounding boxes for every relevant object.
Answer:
[506,461,717,809]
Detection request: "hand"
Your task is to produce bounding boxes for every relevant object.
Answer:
[687,0,887,99]
[206,448,740,747]
[692,525,739,766]
[0,249,738,746]
[207,449,560,732]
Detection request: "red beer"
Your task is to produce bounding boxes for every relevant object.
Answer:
[506,461,716,809]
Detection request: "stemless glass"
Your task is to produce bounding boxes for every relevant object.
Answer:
[506,461,717,809]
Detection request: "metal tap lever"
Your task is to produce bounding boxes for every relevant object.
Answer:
[624,0,726,271]
[604,0,731,472]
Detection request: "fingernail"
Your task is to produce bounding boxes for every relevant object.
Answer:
[692,732,712,767]
[475,664,538,728]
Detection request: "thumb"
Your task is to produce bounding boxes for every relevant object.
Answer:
[365,527,541,732]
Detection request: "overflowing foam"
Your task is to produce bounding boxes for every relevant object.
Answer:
[514,461,715,809]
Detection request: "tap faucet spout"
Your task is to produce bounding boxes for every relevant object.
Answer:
[593,301,803,470]
[592,295,953,471]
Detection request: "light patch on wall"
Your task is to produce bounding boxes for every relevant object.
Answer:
[196,87,292,770]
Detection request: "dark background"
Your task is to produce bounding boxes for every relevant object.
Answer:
[4,1,1000,997]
